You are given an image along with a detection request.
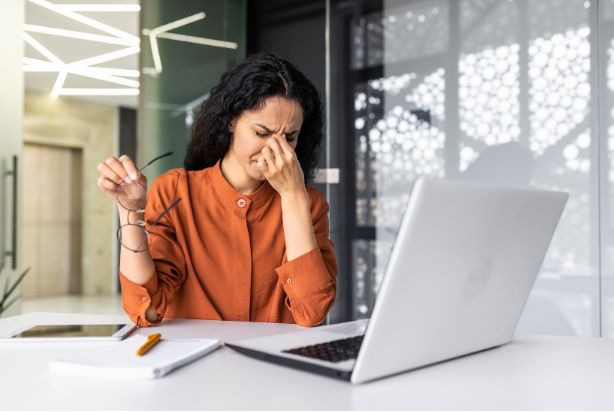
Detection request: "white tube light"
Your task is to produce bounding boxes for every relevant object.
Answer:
[69,46,140,68]
[23,32,63,65]
[58,88,139,96]
[24,61,140,80]
[142,12,207,74]
[23,57,53,65]
[24,24,138,46]
[154,32,238,49]
[148,33,162,73]
[28,0,138,44]
[70,68,139,87]
[55,4,141,12]
[150,12,205,35]
[51,70,67,97]
[81,67,139,77]
[23,65,57,72]
[23,57,55,70]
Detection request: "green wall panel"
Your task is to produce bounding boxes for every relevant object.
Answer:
[139,0,246,179]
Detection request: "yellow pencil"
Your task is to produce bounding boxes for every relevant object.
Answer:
[136,333,161,356]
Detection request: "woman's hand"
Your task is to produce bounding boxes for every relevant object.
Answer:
[97,155,148,211]
[257,135,305,197]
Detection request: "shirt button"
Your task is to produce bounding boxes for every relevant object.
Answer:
[287,277,293,284]
[142,296,149,302]
[237,198,247,208]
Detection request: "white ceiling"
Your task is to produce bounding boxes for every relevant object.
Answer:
[24,0,140,108]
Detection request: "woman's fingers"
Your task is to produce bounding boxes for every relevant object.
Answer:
[118,154,148,190]
[105,156,131,183]
[97,160,124,185]
[97,175,118,192]
[276,135,296,160]
[261,146,277,172]
[119,155,139,181]
[97,155,148,208]
[97,155,143,184]
[256,154,268,173]
[267,138,285,168]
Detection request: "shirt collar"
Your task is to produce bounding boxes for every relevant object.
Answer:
[210,158,276,210]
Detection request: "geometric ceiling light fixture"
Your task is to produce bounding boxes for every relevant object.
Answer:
[23,0,140,97]
[141,12,238,75]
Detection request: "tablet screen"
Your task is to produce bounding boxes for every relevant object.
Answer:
[13,324,128,338]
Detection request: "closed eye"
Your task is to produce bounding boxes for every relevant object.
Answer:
[255,130,297,141]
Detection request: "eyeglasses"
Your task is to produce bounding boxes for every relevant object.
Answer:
[116,151,182,253]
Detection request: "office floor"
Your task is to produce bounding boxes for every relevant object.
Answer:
[20,294,125,315]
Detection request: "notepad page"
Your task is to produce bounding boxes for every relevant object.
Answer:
[49,335,221,379]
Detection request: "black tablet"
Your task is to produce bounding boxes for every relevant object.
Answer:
[0,323,138,341]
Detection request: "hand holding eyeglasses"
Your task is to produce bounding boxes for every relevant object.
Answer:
[97,154,148,211]
[96,152,180,253]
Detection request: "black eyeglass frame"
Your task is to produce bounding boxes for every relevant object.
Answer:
[115,151,181,253]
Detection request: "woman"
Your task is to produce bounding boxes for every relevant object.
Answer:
[97,53,337,327]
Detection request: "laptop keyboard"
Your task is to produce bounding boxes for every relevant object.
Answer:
[282,335,364,363]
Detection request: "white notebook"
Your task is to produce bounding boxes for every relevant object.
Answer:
[49,334,221,379]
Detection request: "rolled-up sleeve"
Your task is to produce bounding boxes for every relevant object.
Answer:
[275,189,338,327]
[119,171,187,327]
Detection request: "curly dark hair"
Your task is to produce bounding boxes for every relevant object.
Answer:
[184,52,324,182]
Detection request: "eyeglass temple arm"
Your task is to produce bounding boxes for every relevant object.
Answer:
[152,198,182,226]
[137,151,173,174]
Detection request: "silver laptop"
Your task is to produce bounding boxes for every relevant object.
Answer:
[227,177,568,384]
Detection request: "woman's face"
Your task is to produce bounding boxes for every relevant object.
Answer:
[228,96,303,182]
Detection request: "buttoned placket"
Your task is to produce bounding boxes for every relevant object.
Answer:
[234,196,253,320]
[211,159,276,321]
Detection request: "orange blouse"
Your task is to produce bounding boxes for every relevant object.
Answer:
[119,159,338,327]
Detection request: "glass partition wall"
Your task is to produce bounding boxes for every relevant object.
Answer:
[139,0,245,179]
[328,0,614,336]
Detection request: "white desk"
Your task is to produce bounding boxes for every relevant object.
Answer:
[1,312,613,410]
